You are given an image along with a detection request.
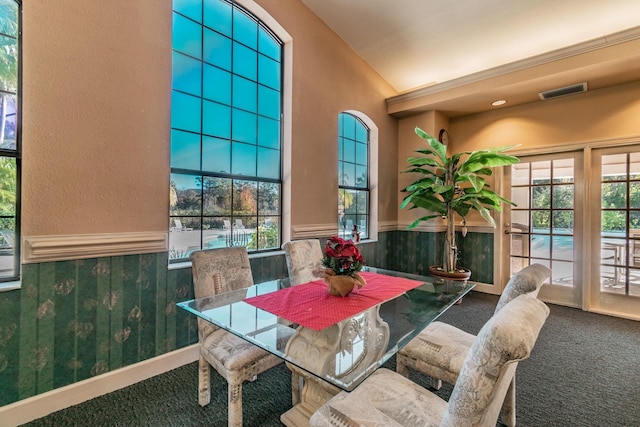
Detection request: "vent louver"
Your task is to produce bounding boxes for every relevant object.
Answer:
[539,82,587,100]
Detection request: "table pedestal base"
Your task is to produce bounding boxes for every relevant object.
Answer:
[280,307,389,426]
[280,362,339,427]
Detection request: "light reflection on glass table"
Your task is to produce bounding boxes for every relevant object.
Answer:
[178,267,475,426]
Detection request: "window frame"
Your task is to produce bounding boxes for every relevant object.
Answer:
[0,0,21,284]
[169,0,290,263]
[338,111,375,241]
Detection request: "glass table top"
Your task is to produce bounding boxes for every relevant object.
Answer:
[178,267,475,391]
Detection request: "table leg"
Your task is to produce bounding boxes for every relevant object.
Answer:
[280,307,389,426]
[280,362,340,427]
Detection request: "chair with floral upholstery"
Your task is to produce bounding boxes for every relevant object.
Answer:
[190,247,287,427]
[310,293,550,427]
[395,263,551,426]
[280,238,325,404]
[281,239,324,286]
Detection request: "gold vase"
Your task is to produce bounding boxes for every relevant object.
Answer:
[323,268,366,297]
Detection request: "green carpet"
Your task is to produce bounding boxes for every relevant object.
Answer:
[21,292,640,426]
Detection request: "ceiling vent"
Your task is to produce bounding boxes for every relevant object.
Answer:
[539,82,587,100]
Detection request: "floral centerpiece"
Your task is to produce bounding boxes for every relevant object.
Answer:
[321,236,367,296]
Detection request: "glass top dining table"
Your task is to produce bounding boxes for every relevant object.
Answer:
[177,266,475,393]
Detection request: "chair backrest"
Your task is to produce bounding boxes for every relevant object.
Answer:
[282,239,323,285]
[441,294,550,427]
[189,247,254,339]
[235,219,244,228]
[494,263,551,313]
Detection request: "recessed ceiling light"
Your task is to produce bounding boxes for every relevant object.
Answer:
[491,99,507,106]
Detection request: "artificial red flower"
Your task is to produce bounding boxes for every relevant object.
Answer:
[322,236,365,276]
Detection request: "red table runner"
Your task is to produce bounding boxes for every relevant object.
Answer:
[243,272,424,331]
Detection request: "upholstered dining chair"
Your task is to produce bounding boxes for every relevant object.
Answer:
[190,247,288,427]
[395,263,551,426]
[280,238,324,404]
[310,293,550,427]
[281,239,324,286]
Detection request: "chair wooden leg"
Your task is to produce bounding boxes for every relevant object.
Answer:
[395,354,410,377]
[396,354,442,390]
[429,376,443,390]
[228,382,243,427]
[198,356,211,407]
[500,376,517,427]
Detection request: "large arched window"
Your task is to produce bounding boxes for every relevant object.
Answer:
[0,0,20,283]
[338,112,370,240]
[170,0,284,261]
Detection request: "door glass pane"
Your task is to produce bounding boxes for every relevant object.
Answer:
[553,211,573,233]
[509,157,576,288]
[511,186,529,209]
[553,159,574,183]
[599,151,640,296]
[532,185,550,208]
[511,163,530,186]
[602,154,627,181]
[601,183,626,208]
[553,184,573,208]
[630,152,640,179]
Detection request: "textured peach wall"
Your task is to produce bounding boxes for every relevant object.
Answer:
[450,80,640,152]
[21,1,172,236]
[257,0,399,227]
[20,0,398,237]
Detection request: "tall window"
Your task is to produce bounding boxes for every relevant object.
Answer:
[338,112,369,240]
[170,0,283,262]
[0,0,19,282]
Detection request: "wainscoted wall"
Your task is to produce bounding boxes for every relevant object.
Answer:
[0,230,493,407]
[359,230,494,284]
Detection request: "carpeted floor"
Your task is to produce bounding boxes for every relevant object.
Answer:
[21,292,640,426]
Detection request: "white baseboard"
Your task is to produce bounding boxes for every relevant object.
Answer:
[0,344,199,427]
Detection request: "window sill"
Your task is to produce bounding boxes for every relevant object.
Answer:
[0,280,21,292]
[168,249,285,270]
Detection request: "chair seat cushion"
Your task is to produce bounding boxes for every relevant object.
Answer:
[200,329,283,383]
[399,321,475,385]
[310,368,447,427]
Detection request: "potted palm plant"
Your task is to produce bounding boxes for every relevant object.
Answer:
[400,127,519,279]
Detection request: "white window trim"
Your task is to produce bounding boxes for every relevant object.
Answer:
[343,110,378,241]
[237,0,293,244]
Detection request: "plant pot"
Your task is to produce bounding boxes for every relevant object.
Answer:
[428,265,472,281]
[323,270,367,296]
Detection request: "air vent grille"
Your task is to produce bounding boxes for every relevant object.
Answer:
[539,82,587,100]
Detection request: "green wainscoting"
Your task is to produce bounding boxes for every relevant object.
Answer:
[0,230,493,407]
[359,230,494,283]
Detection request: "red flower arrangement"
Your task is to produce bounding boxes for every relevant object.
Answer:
[322,236,365,275]
[321,236,366,296]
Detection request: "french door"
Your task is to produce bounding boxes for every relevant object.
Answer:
[501,151,583,308]
[500,146,640,320]
[588,146,640,319]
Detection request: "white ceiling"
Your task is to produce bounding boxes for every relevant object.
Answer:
[301,0,640,93]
